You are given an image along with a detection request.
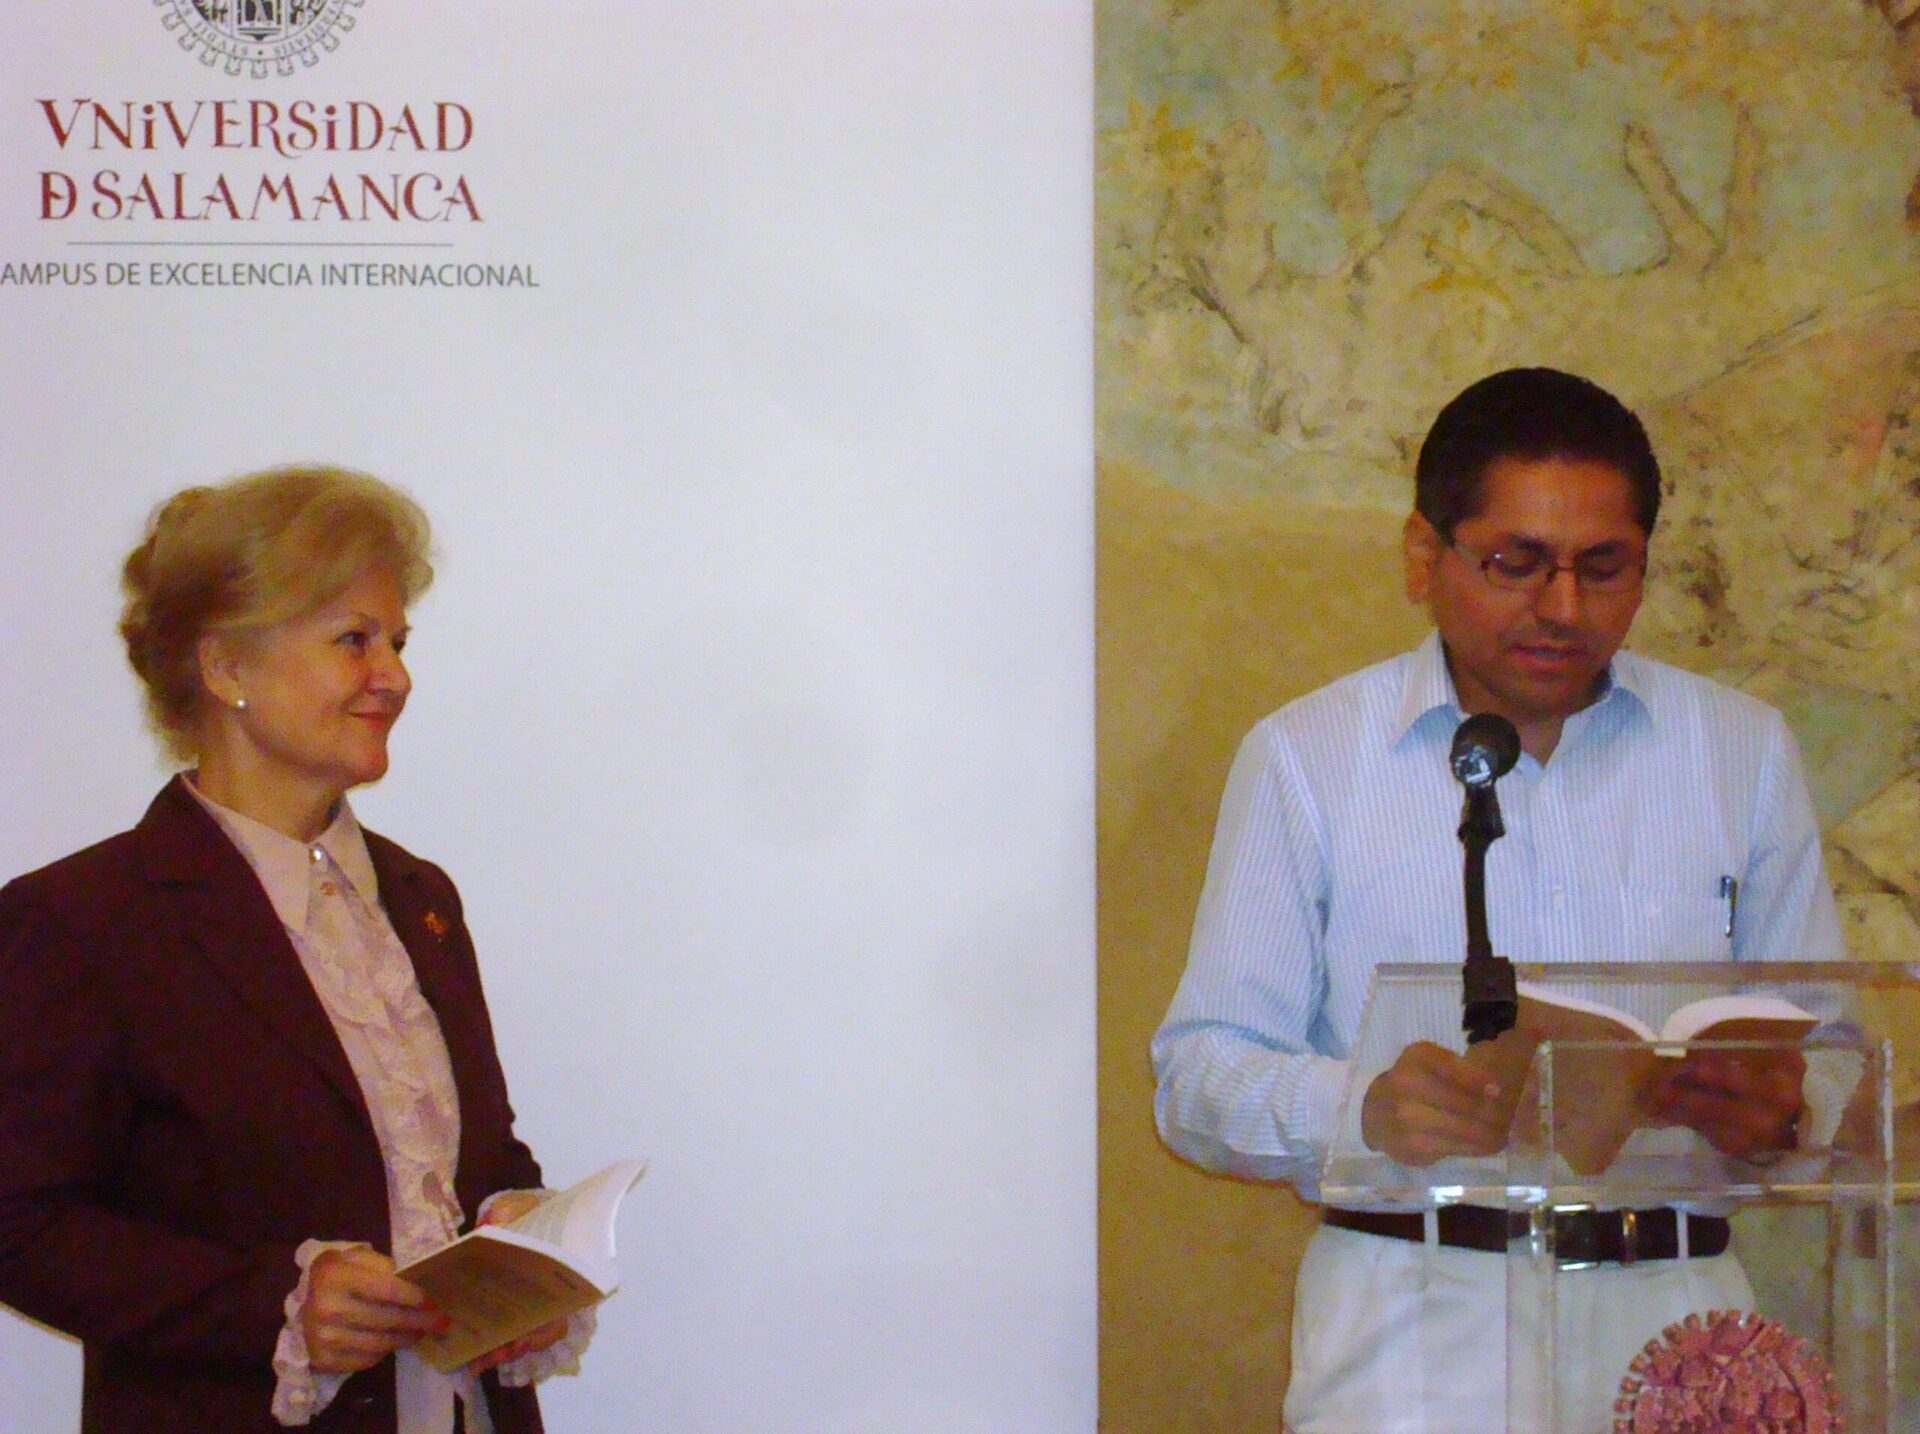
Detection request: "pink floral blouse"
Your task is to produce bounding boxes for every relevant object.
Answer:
[190,785,591,1432]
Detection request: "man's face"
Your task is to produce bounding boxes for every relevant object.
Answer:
[1404,454,1647,730]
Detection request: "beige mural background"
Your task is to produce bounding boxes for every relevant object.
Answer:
[1097,2,1920,1428]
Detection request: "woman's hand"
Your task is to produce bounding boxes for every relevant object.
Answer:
[476,1190,546,1228]
[465,1317,570,1374]
[302,1247,446,1375]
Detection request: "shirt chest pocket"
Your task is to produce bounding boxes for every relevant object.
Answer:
[1619,878,1736,962]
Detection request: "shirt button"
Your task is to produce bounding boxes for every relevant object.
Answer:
[309,846,325,863]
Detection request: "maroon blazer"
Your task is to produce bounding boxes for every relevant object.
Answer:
[0,778,545,1433]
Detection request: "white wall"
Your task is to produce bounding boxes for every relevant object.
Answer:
[0,4,1093,1429]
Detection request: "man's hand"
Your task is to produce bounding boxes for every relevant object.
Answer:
[1645,1048,1806,1161]
[1361,1041,1510,1166]
[303,1247,445,1375]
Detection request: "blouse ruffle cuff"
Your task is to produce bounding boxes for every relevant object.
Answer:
[271,1238,366,1426]
[497,1303,599,1386]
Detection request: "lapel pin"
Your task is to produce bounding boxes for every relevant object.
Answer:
[423,910,450,939]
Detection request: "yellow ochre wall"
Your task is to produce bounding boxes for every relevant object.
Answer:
[1097,4,1920,1429]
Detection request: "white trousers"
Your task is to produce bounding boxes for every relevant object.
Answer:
[1282,1222,1754,1434]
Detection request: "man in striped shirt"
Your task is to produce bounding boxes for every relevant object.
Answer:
[1152,367,1843,1432]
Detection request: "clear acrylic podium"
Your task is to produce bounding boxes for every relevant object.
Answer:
[1321,962,1917,1433]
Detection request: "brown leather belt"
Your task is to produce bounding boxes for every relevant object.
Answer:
[1324,1205,1730,1265]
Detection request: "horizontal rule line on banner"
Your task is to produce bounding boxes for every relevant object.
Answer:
[63,241,457,250]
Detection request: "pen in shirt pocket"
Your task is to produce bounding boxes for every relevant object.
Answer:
[1719,874,1739,939]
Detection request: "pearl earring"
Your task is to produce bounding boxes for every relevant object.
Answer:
[234,697,249,712]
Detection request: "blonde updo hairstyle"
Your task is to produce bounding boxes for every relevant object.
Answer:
[120,464,434,764]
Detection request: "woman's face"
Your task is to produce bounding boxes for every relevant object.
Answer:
[219,567,412,805]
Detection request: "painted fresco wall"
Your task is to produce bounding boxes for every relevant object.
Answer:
[1098,3,1920,1428]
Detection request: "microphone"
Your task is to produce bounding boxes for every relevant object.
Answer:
[1450,713,1521,791]
[1452,714,1520,1044]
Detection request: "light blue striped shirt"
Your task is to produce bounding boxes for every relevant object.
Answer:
[1151,632,1844,1199]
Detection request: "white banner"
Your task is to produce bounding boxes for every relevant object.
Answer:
[0,4,1093,1429]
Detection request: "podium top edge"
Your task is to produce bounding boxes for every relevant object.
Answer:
[1370,960,1915,987]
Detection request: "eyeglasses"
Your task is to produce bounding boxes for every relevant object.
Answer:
[1445,536,1646,594]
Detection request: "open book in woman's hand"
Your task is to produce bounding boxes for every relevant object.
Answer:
[399,1160,646,1373]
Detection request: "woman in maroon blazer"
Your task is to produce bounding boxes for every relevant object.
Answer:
[0,468,573,1433]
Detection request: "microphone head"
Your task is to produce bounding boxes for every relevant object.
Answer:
[1451,713,1521,789]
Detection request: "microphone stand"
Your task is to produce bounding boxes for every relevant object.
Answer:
[1460,783,1517,1044]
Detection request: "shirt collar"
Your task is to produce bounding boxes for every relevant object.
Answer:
[1390,629,1652,750]
[1601,648,1652,723]
[183,778,381,932]
[1391,631,1460,743]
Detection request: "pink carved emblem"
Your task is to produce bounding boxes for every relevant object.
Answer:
[1614,1310,1840,1433]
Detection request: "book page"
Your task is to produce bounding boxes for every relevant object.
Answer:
[1463,991,1654,1110]
[1662,995,1817,1044]
[506,1159,646,1266]
[1511,982,1658,1041]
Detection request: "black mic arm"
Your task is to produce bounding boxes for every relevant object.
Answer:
[1450,714,1521,1044]
[1458,784,1517,1044]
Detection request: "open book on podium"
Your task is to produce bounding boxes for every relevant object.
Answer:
[1319,961,1919,1433]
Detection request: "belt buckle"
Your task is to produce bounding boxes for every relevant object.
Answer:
[1548,1202,1601,1270]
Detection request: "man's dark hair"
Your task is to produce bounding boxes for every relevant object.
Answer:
[1414,367,1662,538]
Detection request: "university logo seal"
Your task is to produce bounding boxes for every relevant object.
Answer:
[1614,1309,1840,1433]
[155,0,365,79]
